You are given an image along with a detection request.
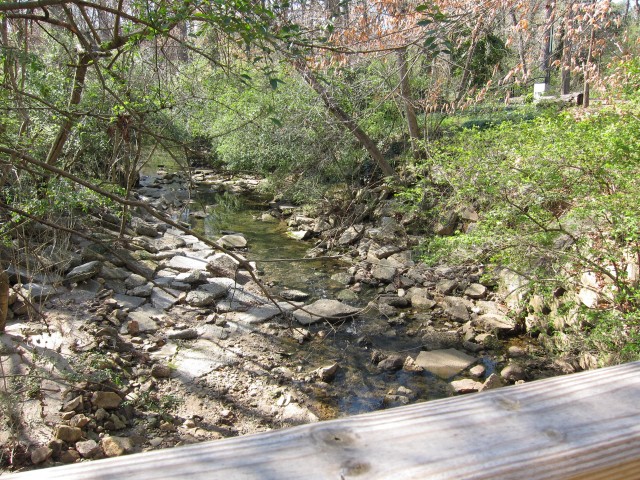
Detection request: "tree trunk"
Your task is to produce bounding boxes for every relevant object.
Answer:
[583,28,595,108]
[560,2,574,95]
[510,10,528,79]
[540,3,553,85]
[0,269,8,333]
[294,60,397,179]
[396,48,421,159]
[46,52,91,165]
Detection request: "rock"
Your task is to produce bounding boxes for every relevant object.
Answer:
[55,425,83,443]
[66,261,102,283]
[409,288,436,310]
[113,294,146,310]
[217,234,247,249]
[185,286,226,307]
[436,279,458,295]
[280,289,310,301]
[501,363,526,382]
[227,304,284,324]
[337,225,364,246]
[174,271,207,284]
[330,272,353,285]
[20,283,59,303]
[133,219,160,238]
[371,263,396,283]
[469,364,486,378]
[75,440,101,459]
[125,305,162,333]
[167,328,199,340]
[289,230,312,241]
[62,395,83,413]
[294,299,360,325]
[382,394,410,408]
[464,283,487,299]
[508,345,526,357]
[443,297,470,323]
[459,207,479,222]
[101,436,133,457]
[129,283,153,297]
[167,255,208,272]
[150,287,180,310]
[377,355,404,371]
[151,363,173,378]
[315,363,339,382]
[59,449,81,464]
[474,314,516,332]
[125,274,147,289]
[261,212,278,222]
[91,391,122,409]
[450,378,483,393]
[94,408,109,421]
[421,330,459,350]
[414,349,477,379]
[70,414,90,428]
[378,295,409,308]
[31,446,52,464]
[480,373,503,391]
[206,253,239,277]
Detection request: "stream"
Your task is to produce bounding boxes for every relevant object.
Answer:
[186,187,457,417]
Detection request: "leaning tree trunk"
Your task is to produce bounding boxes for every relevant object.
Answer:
[46,52,91,165]
[294,60,398,179]
[396,47,421,159]
[0,269,8,333]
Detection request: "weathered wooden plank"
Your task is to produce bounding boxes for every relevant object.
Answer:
[7,361,640,480]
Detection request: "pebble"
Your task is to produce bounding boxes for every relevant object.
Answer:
[55,425,83,443]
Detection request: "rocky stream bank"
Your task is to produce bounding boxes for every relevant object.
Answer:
[0,170,574,472]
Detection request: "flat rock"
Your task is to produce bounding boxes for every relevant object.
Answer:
[20,283,60,303]
[450,378,484,393]
[226,304,283,324]
[414,349,477,379]
[172,339,238,381]
[125,305,162,333]
[167,328,199,340]
[113,294,146,310]
[174,271,208,284]
[167,255,208,272]
[501,363,526,382]
[474,313,516,332]
[150,287,180,310]
[66,261,102,283]
[294,299,360,325]
[465,283,487,299]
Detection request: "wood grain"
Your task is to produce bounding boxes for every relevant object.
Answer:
[7,361,640,480]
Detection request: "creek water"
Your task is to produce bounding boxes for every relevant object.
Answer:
[186,187,455,418]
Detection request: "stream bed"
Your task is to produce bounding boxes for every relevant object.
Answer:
[186,188,462,417]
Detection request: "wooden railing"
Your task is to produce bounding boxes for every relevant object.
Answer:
[6,361,640,479]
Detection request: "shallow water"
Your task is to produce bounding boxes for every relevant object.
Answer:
[188,188,457,417]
